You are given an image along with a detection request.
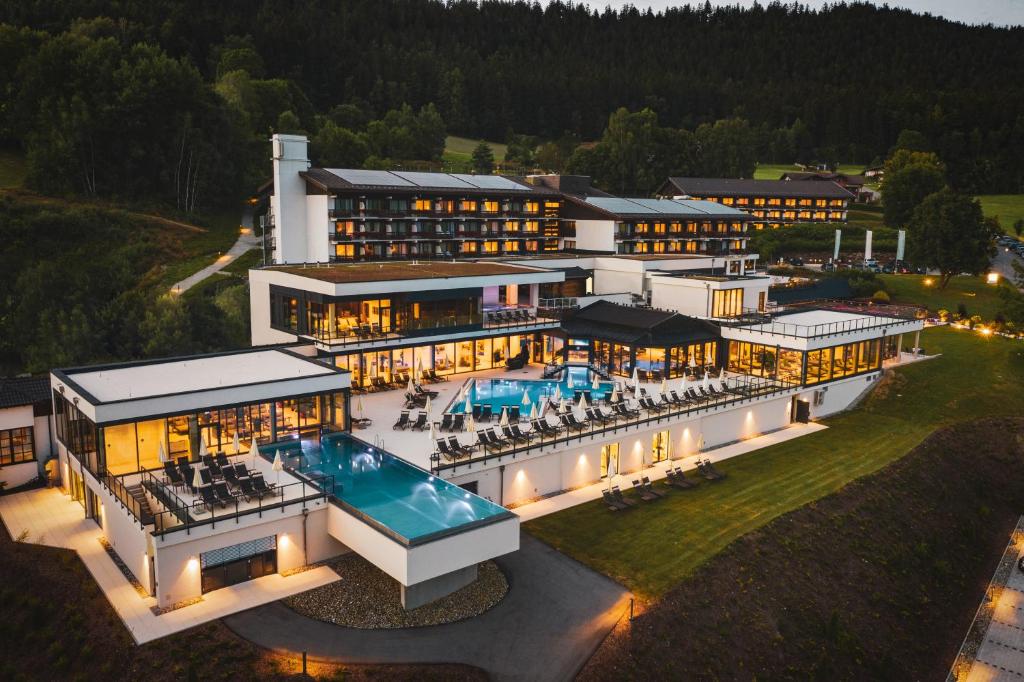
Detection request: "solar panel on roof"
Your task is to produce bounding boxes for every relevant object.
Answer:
[391,171,474,189]
[327,169,413,186]
[585,197,658,214]
[451,174,528,191]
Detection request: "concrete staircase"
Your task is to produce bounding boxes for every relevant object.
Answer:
[125,483,155,525]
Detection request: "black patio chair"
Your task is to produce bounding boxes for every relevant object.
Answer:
[603,490,627,511]
[630,479,660,502]
[439,413,455,431]
[199,485,226,510]
[392,410,411,430]
[410,412,429,431]
[447,436,474,458]
[611,485,638,507]
[213,481,236,505]
[479,405,493,423]
[253,474,276,495]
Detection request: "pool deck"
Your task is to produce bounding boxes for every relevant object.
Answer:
[351,364,553,469]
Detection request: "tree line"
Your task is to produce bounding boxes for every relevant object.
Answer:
[2,0,1022,198]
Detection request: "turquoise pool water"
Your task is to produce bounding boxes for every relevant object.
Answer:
[263,434,508,542]
[452,366,614,413]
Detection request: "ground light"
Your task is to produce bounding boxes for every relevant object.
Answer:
[987,272,1000,285]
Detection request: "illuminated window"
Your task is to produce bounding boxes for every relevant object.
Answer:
[335,221,355,236]
[0,427,34,465]
[670,222,682,233]
[414,198,432,211]
[505,220,519,232]
[483,200,499,213]
[460,200,478,212]
[798,198,812,206]
[711,288,743,318]
[753,197,766,206]
[524,220,539,233]
[525,201,539,214]
[686,221,698,234]
[815,199,827,207]
[654,222,666,234]
[461,241,479,254]
[335,244,355,259]
[635,222,649,234]
[482,240,499,254]
[768,198,781,207]
[784,198,796,207]
[813,211,826,220]
[721,197,734,205]
[503,240,520,252]
[736,197,749,206]
[798,211,811,219]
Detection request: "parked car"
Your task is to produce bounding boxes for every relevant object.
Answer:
[786,257,805,267]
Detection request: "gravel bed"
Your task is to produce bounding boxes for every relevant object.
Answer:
[283,553,508,629]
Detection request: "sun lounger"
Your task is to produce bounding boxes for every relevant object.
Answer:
[511,424,534,442]
[631,479,660,501]
[238,476,271,501]
[603,490,629,511]
[213,481,236,505]
[253,474,276,495]
[199,485,226,510]
[214,452,230,469]
[640,476,667,497]
[436,439,455,461]
[702,458,727,480]
[439,413,454,431]
[611,486,638,507]
[479,405,493,423]
[414,384,439,398]
[392,410,411,430]
[665,468,696,490]
[163,462,185,490]
[409,412,429,431]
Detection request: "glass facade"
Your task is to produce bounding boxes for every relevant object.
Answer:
[335,333,531,388]
[590,340,718,378]
[727,339,881,386]
[54,391,347,477]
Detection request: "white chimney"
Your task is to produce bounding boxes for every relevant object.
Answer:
[270,134,310,264]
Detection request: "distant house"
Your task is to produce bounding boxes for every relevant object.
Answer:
[0,376,53,489]
[863,165,884,179]
[779,171,872,203]
[656,177,854,230]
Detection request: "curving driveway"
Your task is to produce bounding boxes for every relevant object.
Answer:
[224,533,631,682]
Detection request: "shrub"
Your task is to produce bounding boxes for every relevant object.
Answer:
[871,290,890,303]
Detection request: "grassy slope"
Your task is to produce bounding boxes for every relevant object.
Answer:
[526,327,1024,599]
[0,149,27,188]
[579,417,1024,681]
[880,273,1015,320]
[978,194,1024,236]
[443,135,507,163]
[753,163,866,180]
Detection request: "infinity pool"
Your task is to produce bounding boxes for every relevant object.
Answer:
[263,433,509,543]
[452,366,614,413]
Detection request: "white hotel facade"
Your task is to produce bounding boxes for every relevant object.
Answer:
[6,134,923,618]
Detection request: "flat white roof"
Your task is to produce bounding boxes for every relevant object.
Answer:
[763,309,868,327]
[65,350,336,403]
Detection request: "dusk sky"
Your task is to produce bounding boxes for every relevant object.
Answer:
[574,1,1024,27]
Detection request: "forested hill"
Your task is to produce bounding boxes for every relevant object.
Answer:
[2,0,1022,200]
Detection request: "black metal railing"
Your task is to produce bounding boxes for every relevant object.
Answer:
[430,375,799,474]
[146,472,335,538]
[104,472,147,528]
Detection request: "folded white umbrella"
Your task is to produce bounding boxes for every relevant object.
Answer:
[702,371,710,391]
[272,449,284,484]
[250,435,259,466]
[407,376,415,392]
[521,391,532,406]
[567,373,574,389]
[577,393,588,410]
[660,378,667,394]
[199,438,209,459]
[529,403,538,420]
[157,440,168,464]
[688,355,697,369]
[428,422,437,443]
[424,396,432,412]
[592,376,601,390]
[631,367,639,386]
[499,407,509,427]
[610,388,621,403]
[355,395,364,417]
[553,385,562,402]
[464,401,473,416]
[232,432,240,455]
[559,397,568,413]
[191,466,203,490]
[466,415,476,433]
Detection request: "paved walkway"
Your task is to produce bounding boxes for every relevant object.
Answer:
[170,207,257,294]
[0,487,339,644]
[225,533,631,682]
[514,421,827,522]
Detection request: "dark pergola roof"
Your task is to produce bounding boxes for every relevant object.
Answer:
[562,300,719,346]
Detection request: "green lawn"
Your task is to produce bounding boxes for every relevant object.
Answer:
[753,163,865,180]
[0,149,27,188]
[847,201,884,229]
[525,327,1024,599]
[880,273,1016,320]
[978,194,1024,236]
[443,135,507,163]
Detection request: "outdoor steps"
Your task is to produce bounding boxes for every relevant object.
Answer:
[125,483,155,526]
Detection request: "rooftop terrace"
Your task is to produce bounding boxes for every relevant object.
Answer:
[266,260,544,284]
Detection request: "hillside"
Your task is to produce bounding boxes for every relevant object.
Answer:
[579,416,1024,680]
[1,1,1022,194]
[0,192,250,375]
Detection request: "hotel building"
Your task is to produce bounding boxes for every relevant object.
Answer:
[3,135,925,627]
[657,177,855,230]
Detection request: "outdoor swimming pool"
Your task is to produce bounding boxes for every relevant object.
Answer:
[263,433,510,543]
[451,365,614,414]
